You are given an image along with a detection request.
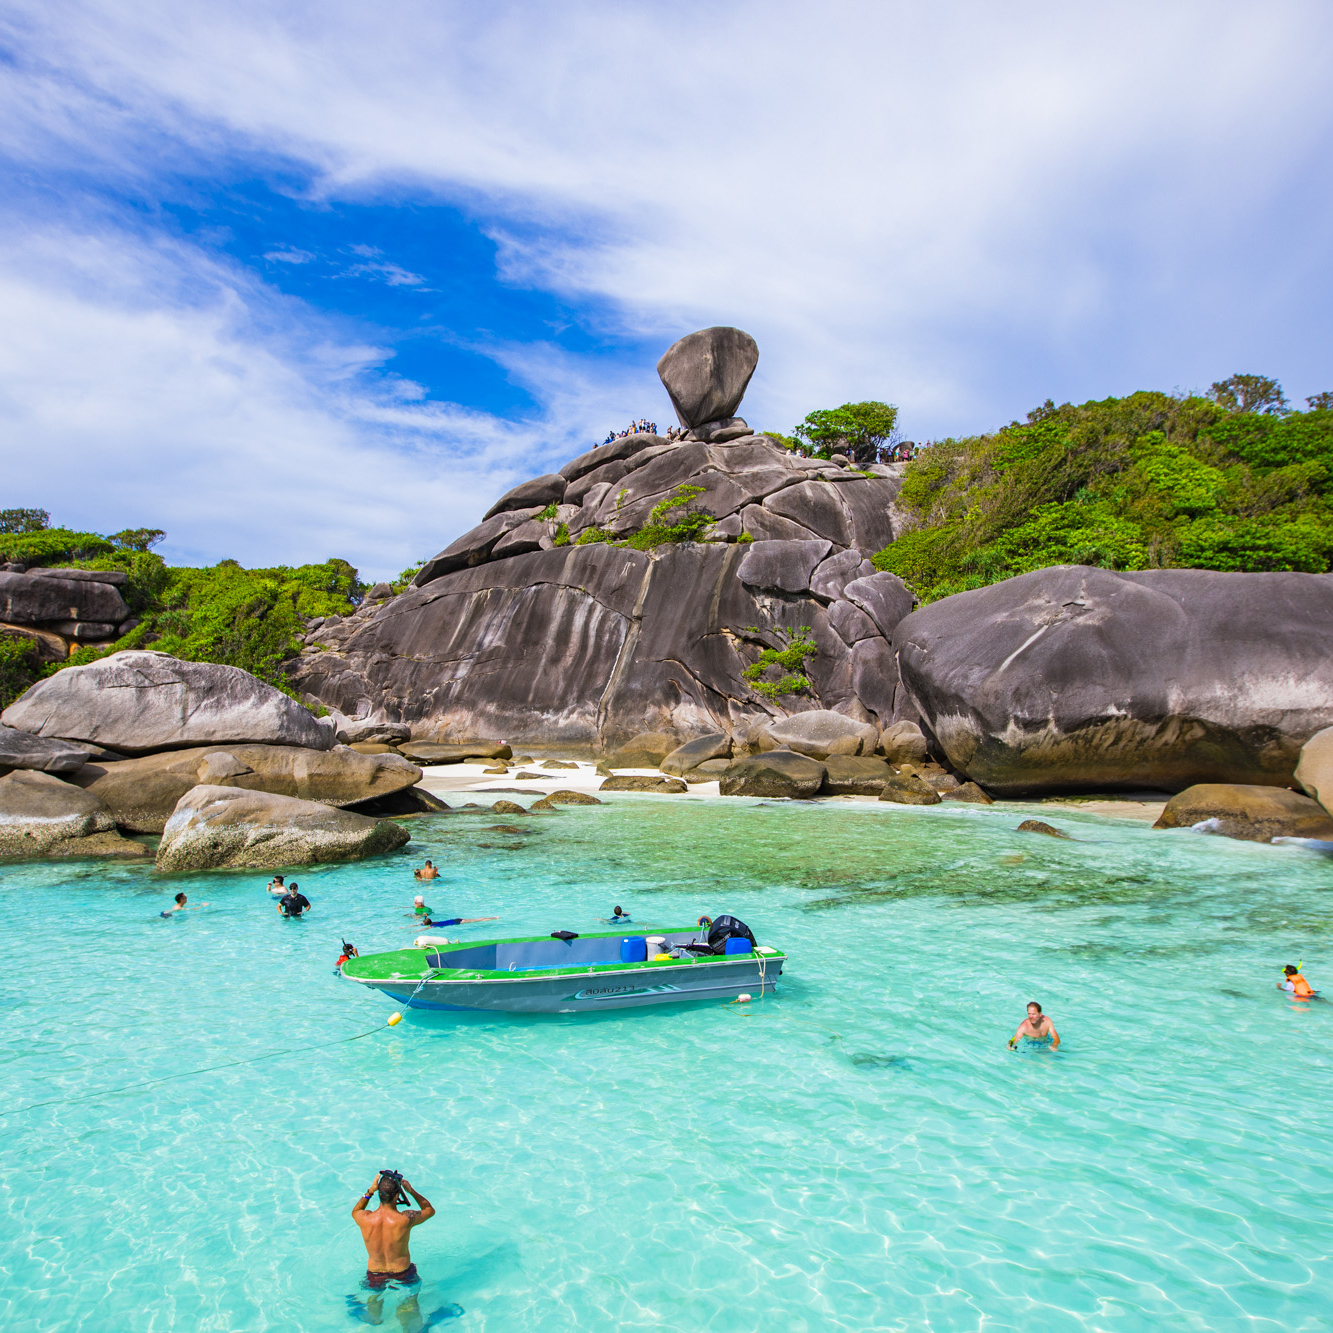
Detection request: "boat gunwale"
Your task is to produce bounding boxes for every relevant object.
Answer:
[342,928,785,986]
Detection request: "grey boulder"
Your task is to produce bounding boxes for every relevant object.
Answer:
[28,568,128,586]
[657,327,759,429]
[895,565,1333,795]
[764,710,878,759]
[877,772,941,805]
[719,750,827,798]
[0,769,117,855]
[879,721,929,765]
[67,743,424,833]
[337,721,412,745]
[483,473,567,520]
[0,571,130,626]
[599,775,688,793]
[1294,727,1333,816]
[2,651,333,754]
[738,539,832,595]
[155,785,410,871]
[661,733,732,776]
[398,741,512,764]
[0,724,91,774]
[821,754,893,795]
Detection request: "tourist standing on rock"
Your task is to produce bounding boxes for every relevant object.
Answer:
[1008,1001,1059,1050]
[278,884,311,918]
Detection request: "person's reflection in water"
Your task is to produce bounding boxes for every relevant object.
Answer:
[346,1292,463,1329]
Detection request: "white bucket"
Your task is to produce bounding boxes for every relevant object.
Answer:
[645,935,667,958]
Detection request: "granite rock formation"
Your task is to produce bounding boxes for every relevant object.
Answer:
[3,650,333,753]
[0,567,135,658]
[66,743,423,833]
[1153,783,1333,843]
[155,785,410,871]
[0,724,91,774]
[0,768,119,856]
[895,565,1333,795]
[292,329,914,749]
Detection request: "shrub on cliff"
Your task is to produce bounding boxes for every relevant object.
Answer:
[874,382,1333,601]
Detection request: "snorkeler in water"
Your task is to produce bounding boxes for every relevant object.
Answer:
[606,905,631,924]
[1008,1001,1060,1050]
[1278,964,1318,999]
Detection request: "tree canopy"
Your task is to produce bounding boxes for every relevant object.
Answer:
[874,377,1333,602]
[792,401,900,466]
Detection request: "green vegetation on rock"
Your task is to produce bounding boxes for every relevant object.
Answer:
[0,514,366,708]
[741,624,817,699]
[873,380,1333,602]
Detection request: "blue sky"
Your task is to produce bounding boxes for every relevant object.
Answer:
[2,0,1332,579]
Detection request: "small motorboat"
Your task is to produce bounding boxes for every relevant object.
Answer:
[341,916,785,1014]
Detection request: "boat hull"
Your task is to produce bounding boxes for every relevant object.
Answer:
[366,954,783,1014]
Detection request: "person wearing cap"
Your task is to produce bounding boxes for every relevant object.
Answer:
[412,895,432,919]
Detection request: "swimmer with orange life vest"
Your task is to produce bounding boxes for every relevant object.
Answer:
[1278,964,1318,1000]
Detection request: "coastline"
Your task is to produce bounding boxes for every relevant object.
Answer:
[414,761,1169,823]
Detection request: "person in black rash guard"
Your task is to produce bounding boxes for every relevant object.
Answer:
[278,884,311,918]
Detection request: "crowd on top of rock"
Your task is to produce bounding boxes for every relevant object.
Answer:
[602,418,658,443]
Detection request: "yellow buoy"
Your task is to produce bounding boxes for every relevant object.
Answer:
[387,1012,403,1026]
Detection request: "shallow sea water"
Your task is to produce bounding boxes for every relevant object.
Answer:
[2,796,1332,1332]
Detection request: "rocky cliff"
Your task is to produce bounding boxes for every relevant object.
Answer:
[291,327,917,747]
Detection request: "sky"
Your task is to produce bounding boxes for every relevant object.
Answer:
[1,0,1331,579]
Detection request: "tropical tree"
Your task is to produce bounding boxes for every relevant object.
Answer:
[793,401,899,465]
[1209,374,1288,415]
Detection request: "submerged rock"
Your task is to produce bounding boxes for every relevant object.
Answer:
[2,651,332,754]
[895,566,1333,795]
[539,790,603,806]
[0,769,118,856]
[491,800,528,815]
[156,785,410,871]
[1153,784,1333,843]
[719,751,827,799]
[1016,819,1071,839]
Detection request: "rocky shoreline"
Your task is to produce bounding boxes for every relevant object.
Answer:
[7,327,1333,864]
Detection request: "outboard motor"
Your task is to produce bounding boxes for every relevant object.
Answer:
[708,915,757,950]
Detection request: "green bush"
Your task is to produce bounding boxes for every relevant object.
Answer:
[875,383,1333,601]
[741,625,817,699]
[0,528,114,565]
[0,636,42,709]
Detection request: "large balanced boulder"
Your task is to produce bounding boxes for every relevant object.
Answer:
[0,724,90,774]
[155,785,410,871]
[3,651,333,753]
[764,710,878,759]
[398,740,511,764]
[718,750,827,798]
[895,566,1333,795]
[1152,784,1333,843]
[0,769,117,855]
[656,327,759,429]
[66,744,424,833]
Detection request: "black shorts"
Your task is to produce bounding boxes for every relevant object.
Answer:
[365,1263,419,1289]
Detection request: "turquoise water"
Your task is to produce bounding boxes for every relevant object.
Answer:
[3,796,1332,1332]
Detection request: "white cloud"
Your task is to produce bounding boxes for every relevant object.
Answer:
[0,224,634,578]
[344,260,426,287]
[263,247,314,263]
[2,0,1332,565]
